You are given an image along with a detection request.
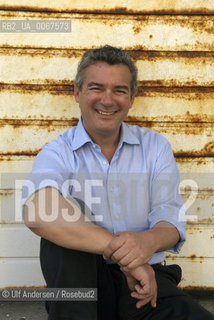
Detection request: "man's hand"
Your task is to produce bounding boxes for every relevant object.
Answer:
[122,264,157,309]
[103,231,155,271]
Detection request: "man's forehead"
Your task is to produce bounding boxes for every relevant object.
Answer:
[82,62,132,86]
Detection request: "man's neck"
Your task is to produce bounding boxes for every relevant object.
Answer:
[89,130,121,163]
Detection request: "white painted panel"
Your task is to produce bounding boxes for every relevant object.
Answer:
[0,157,34,173]
[166,257,214,289]
[0,258,45,288]
[0,89,79,120]
[177,158,214,173]
[0,224,40,257]
[169,227,214,258]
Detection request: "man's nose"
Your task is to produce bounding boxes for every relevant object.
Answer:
[101,90,114,106]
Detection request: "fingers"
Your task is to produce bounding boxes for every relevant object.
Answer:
[131,288,157,309]
[131,273,157,309]
[136,297,153,309]
[103,231,153,269]
[102,234,125,260]
[151,294,157,308]
[124,273,137,291]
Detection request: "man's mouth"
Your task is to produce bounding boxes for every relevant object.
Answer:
[97,110,116,116]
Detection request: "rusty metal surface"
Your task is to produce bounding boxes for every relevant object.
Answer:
[0,11,214,51]
[0,4,214,290]
[1,87,214,122]
[0,119,213,156]
[0,49,214,86]
[166,256,214,289]
[0,0,214,14]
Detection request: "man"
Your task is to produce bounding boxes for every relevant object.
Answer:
[23,45,214,320]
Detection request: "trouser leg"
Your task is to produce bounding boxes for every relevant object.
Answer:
[40,239,118,320]
[40,239,98,320]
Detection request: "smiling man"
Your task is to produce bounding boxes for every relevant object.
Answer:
[74,61,135,155]
[23,46,214,320]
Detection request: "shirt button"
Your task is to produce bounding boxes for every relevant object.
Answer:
[92,145,96,148]
[103,161,107,165]
[115,215,119,221]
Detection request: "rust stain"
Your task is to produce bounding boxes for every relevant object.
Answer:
[138,86,214,95]
[0,190,14,197]
[191,218,214,224]
[0,47,84,59]
[183,286,214,291]
[139,79,214,87]
[0,151,40,157]
[130,50,214,61]
[1,47,213,60]
[0,5,214,15]
[2,285,46,289]
[175,152,213,158]
[0,83,73,95]
[132,24,141,35]
[184,157,211,165]
[204,142,214,153]
[0,119,78,128]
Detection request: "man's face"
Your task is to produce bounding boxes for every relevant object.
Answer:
[74,62,135,143]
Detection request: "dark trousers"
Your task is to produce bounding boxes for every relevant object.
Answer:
[40,238,214,320]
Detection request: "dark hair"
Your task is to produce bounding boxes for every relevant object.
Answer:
[74,45,138,96]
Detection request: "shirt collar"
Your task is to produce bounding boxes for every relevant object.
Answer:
[119,122,140,146]
[71,118,92,151]
[71,118,140,151]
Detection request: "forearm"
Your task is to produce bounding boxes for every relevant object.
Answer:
[24,187,114,254]
[144,221,180,254]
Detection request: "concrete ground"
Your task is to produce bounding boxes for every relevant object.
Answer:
[0,292,213,320]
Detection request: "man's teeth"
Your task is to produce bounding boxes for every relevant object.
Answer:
[98,110,115,115]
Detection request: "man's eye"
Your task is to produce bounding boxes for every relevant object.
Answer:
[116,90,126,94]
[90,87,101,91]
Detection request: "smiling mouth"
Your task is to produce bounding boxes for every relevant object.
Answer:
[97,110,116,116]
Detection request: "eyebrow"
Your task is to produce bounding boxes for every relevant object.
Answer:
[87,82,129,91]
[114,85,129,91]
[87,82,104,88]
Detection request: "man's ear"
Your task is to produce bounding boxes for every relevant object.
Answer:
[74,85,80,103]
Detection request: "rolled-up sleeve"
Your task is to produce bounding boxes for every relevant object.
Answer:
[21,142,70,214]
[148,141,186,254]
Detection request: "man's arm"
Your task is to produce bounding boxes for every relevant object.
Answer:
[24,187,114,254]
[103,222,180,271]
[24,186,158,308]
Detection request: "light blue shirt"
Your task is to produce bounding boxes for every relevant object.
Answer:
[22,118,186,264]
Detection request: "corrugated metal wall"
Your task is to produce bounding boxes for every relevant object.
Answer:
[0,0,213,289]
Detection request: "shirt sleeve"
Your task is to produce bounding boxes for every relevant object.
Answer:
[21,142,71,214]
[148,140,186,254]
